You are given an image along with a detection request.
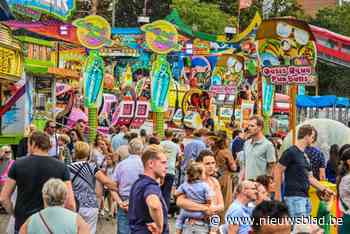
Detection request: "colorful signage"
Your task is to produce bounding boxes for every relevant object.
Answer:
[48,67,80,80]
[241,101,255,128]
[141,20,180,54]
[192,39,210,55]
[151,55,171,112]
[7,0,76,21]
[211,55,244,87]
[10,4,41,20]
[0,24,23,82]
[209,85,236,95]
[262,66,314,85]
[83,51,105,107]
[73,15,112,49]
[257,19,317,85]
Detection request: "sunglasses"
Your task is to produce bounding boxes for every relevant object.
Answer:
[4,151,11,154]
[49,126,56,129]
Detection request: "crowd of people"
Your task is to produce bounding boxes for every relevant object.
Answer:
[0,115,349,234]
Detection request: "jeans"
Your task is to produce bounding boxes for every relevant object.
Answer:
[161,173,175,210]
[117,207,130,234]
[182,220,209,234]
[284,196,312,218]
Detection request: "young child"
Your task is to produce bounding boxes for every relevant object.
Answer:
[316,190,333,234]
[175,162,214,234]
[104,154,117,219]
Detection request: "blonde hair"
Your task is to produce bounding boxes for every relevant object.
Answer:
[74,141,90,160]
[24,124,37,137]
[141,144,164,166]
[128,138,144,155]
[42,178,67,206]
[58,134,71,144]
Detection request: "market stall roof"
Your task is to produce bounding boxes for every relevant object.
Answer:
[0,0,14,20]
[297,95,350,108]
[336,97,350,107]
[296,95,337,108]
[4,20,79,44]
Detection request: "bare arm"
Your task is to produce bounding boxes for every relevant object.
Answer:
[77,215,91,234]
[19,219,29,234]
[309,175,335,195]
[228,224,239,234]
[176,194,208,212]
[95,171,117,191]
[111,190,128,211]
[239,168,245,182]
[319,168,326,181]
[146,194,164,234]
[274,163,286,201]
[267,162,276,177]
[64,181,76,211]
[0,178,16,214]
[226,152,237,172]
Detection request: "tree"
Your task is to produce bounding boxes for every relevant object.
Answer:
[310,3,350,96]
[193,0,306,32]
[316,63,350,97]
[311,3,350,37]
[171,0,231,34]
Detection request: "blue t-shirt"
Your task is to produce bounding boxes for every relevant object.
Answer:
[224,200,253,234]
[128,175,169,234]
[175,180,213,229]
[231,136,245,154]
[305,146,325,180]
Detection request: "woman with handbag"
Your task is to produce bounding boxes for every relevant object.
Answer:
[19,178,90,234]
[69,141,117,234]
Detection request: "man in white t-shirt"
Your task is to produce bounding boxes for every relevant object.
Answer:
[44,120,58,158]
[160,129,180,208]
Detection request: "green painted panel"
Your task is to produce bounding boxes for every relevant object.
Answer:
[15,36,55,47]
[0,135,23,145]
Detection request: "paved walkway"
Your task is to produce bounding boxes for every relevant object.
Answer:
[0,214,116,233]
[0,214,175,233]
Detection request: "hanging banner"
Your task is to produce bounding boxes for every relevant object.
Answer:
[83,51,105,107]
[141,20,180,54]
[257,19,317,85]
[7,0,76,21]
[240,100,255,128]
[150,55,171,112]
[73,15,112,49]
[262,77,275,117]
[262,66,313,84]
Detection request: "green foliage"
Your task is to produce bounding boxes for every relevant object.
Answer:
[311,3,350,37]
[171,0,232,34]
[310,3,350,96]
[316,63,350,97]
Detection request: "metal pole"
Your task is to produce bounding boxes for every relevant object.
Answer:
[112,0,116,28]
[143,0,149,16]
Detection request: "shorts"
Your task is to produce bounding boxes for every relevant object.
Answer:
[284,196,312,218]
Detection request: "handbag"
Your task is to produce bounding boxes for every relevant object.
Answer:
[39,212,53,234]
